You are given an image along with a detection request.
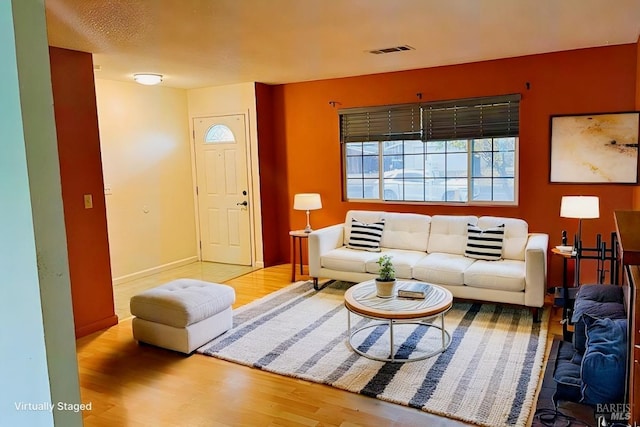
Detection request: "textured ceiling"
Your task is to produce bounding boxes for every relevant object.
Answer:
[45,0,640,89]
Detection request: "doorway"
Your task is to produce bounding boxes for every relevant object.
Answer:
[193,114,252,265]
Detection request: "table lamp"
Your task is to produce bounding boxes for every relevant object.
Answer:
[560,195,599,287]
[560,196,600,244]
[294,193,322,233]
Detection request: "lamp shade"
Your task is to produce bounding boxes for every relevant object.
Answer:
[293,193,322,211]
[560,196,599,219]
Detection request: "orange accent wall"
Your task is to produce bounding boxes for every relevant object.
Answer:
[634,36,640,210]
[49,47,117,337]
[637,35,640,111]
[270,44,638,287]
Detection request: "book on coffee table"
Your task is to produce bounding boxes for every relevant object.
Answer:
[397,282,430,299]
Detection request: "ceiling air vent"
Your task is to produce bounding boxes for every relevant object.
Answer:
[368,45,414,55]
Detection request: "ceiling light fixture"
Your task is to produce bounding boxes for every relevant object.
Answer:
[133,73,163,85]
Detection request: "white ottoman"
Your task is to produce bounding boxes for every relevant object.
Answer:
[130,278,236,354]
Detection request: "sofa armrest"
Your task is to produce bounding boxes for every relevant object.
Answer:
[524,233,549,307]
[308,224,344,278]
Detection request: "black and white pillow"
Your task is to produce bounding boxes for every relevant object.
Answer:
[465,223,505,261]
[347,218,385,252]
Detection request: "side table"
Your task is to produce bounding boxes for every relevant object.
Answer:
[290,230,310,282]
[551,247,576,341]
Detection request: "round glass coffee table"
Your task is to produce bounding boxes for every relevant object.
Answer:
[344,280,453,363]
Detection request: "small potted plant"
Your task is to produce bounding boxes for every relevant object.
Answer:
[375,254,396,298]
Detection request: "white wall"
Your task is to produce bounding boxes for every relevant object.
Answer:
[187,83,264,267]
[1,2,80,426]
[95,79,197,281]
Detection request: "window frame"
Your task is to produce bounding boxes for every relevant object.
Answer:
[204,124,236,144]
[340,95,520,206]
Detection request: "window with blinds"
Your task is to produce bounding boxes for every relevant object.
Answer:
[340,104,421,143]
[340,94,520,204]
[423,95,520,141]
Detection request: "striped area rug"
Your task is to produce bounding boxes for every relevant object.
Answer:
[198,281,548,427]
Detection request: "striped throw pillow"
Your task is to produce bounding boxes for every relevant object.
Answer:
[347,218,385,252]
[465,223,505,261]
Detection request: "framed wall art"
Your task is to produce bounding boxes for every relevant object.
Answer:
[549,112,639,184]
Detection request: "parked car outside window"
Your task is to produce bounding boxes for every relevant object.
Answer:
[373,169,468,202]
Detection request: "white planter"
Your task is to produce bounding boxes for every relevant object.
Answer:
[375,279,396,298]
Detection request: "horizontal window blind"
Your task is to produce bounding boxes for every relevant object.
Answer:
[423,94,520,141]
[340,104,421,143]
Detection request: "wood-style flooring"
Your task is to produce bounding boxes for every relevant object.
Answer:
[78,263,567,427]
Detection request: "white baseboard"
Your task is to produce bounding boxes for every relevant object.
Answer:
[113,256,199,286]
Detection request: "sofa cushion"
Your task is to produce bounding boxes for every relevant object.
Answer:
[553,340,583,404]
[412,253,475,286]
[380,212,431,252]
[347,218,385,252]
[365,250,427,279]
[321,247,379,273]
[574,283,624,303]
[571,284,625,354]
[464,259,525,292]
[465,223,505,260]
[478,216,528,261]
[581,315,627,405]
[572,300,626,354]
[427,215,479,255]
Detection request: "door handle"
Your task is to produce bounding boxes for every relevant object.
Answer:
[237,201,248,207]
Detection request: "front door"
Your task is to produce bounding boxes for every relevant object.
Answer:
[193,115,251,265]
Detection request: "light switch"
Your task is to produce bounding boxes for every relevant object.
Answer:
[84,194,93,209]
[104,186,112,195]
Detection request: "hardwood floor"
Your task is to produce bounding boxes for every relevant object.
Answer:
[78,264,563,426]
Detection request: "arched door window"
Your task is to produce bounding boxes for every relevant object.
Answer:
[204,124,235,144]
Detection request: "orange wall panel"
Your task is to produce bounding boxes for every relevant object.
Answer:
[273,44,637,286]
[49,47,117,337]
[256,82,290,265]
[637,35,640,109]
[634,36,640,210]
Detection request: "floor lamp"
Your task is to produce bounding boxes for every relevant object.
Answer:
[560,195,600,287]
[293,193,322,233]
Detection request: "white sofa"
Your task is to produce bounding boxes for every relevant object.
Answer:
[309,210,548,316]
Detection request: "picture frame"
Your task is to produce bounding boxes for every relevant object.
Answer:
[549,112,640,184]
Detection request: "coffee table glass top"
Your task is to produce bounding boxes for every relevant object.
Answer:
[345,280,453,319]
